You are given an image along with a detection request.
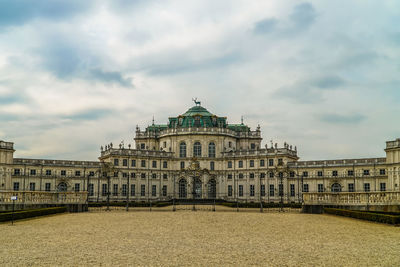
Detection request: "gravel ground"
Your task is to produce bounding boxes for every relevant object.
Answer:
[1,207,400,266]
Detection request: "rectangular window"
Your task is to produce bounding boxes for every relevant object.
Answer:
[210,161,215,171]
[163,161,168,168]
[45,183,51,192]
[162,185,167,197]
[152,185,156,197]
[141,173,146,179]
[250,160,254,167]
[89,171,95,177]
[180,161,185,169]
[74,183,80,192]
[140,143,145,150]
[238,161,243,168]
[61,170,66,176]
[278,158,283,166]
[250,143,256,150]
[88,184,94,196]
[75,170,81,177]
[131,172,136,178]
[13,182,19,191]
[364,183,370,192]
[380,169,386,175]
[278,184,283,196]
[363,170,370,176]
[122,184,127,196]
[250,185,255,196]
[261,184,265,196]
[163,174,168,180]
[269,184,274,196]
[348,170,354,176]
[380,182,386,192]
[278,172,283,178]
[113,184,118,196]
[131,184,136,196]
[152,173,157,179]
[46,170,52,176]
[227,174,232,180]
[260,159,265,167]
[290,172,295,178]
[239,185,243,197]
[163,141,167,148]
[303,184,309,192]
[114,159,119,166]
[348,183,354,192]
[318,184,324,193]
[318,171,323,177]
[260,173,265,178]
[13,169,20,175]
[302,171,308,177]
[123,159,128,166]
[239,173,244,179]
[141,185,145,196]
[114,172,118,178]
[332,170,338,177]
[141,160,146,167]
[122,172,127,178]
[152,161,157,168]
[290,184,295,197]
[228,185,233,197]
[268,159,274,166]
[30,169,36,176]
[269,172,274,178]
[228,161,232,168]
[30,182,36,191]
[249,173,254,179]
[102,184,107,196]
[131,160,136,167]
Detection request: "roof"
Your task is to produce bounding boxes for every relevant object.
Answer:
[181,105,214,117]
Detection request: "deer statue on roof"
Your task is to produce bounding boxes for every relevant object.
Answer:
[192,97,201,106]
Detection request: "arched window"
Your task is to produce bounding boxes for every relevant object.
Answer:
[179,142,186,158]
[194,116,201,127]
[179,179,187,198]
[331,183,342,193]
[208,142,216,158]
[193,142,202,157]
[57,182,67,192]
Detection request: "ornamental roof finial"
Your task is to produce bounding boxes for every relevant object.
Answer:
[192,97,201,106]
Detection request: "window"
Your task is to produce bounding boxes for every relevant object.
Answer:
[162,185,167,197]
[131,173,136,178]
[75,171,81,177]
[88,184,94,196]
[179,142,186,158]
[290,184,295,197]
[269,185,274,196]
[363,170,370,176]
[152,185,156,196]
[380,182,386,192]
[163,141,167,148]
[163,174,168,180]
[239,173,244,179]
[61,170,66,176]
[228,185,233,196]
[332,170,338,177]
[30,169,36,176]
[141,185,145,196]
[45,183,51,192]
[163,161,168,168]
[140,143,145,150]
[250,143,256,150]
[89,171,95,176]
[278,172,283,178]
[194,116,201,127]
[380,169,386,175]
[303,184,309,192]
[227,174,232,180]
[46,170,52,176]
[122,184,127,196]
[348,170,354,176]
[228,141,232,148]
[318,184,324,193]
[102,184,107,196]
[152,173,157,179]
[131,184,135,196]
[302,171,308,177]
[250,185,255,196]
[239,185,243,197]
[238,161,243,168]
[114,172,118,178]
[114,159,119,166]
[122,172,127,178]
[348,183,354,192]
[227,161,232,168]
[151,161,156,168]
[279,184,283,196]
[290,172,295,178]
[141,160,146,168]
[180,161,185,169]
[14,169,20,175]
[250,160,254,167]
[249,173,254,179]
[268,159,274,166]
[278,158,283,166]
[318,171,323,177]
[30,182,36,191]
[364,183,370,192]
[193,142,202,157]
[260,173,265,178]
[260,159,265,167]
[210,161,215,171]
[113,184,118,196]
[208,142,216,158]
[13,182,20,191]
[123,159,128,166]
[74,183,80,192]
[269,172,274,178]
[261,184,266,196]
[131,160,136,167]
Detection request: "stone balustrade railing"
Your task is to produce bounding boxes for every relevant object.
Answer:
[303,192,400,206]
[0,191,88,204]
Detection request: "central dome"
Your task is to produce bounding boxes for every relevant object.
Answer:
[182,106,213,117]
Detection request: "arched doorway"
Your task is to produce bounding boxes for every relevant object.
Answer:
[193,177,202,199]
[331,183,342,192]
[57,182,67,192]
[207,179,216,199]
[179,179,187,198]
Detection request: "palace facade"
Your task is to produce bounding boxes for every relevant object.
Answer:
[1,103,400,203]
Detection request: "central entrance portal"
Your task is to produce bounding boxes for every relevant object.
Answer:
[193,177,202,199]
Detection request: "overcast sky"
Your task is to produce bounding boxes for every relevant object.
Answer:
[0,0,399,161]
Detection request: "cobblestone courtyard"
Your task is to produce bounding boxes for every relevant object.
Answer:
[1,208,400,266]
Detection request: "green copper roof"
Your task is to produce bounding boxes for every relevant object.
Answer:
[182,106,214,117]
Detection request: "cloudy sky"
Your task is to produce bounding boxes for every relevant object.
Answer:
[0,0,399,161]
